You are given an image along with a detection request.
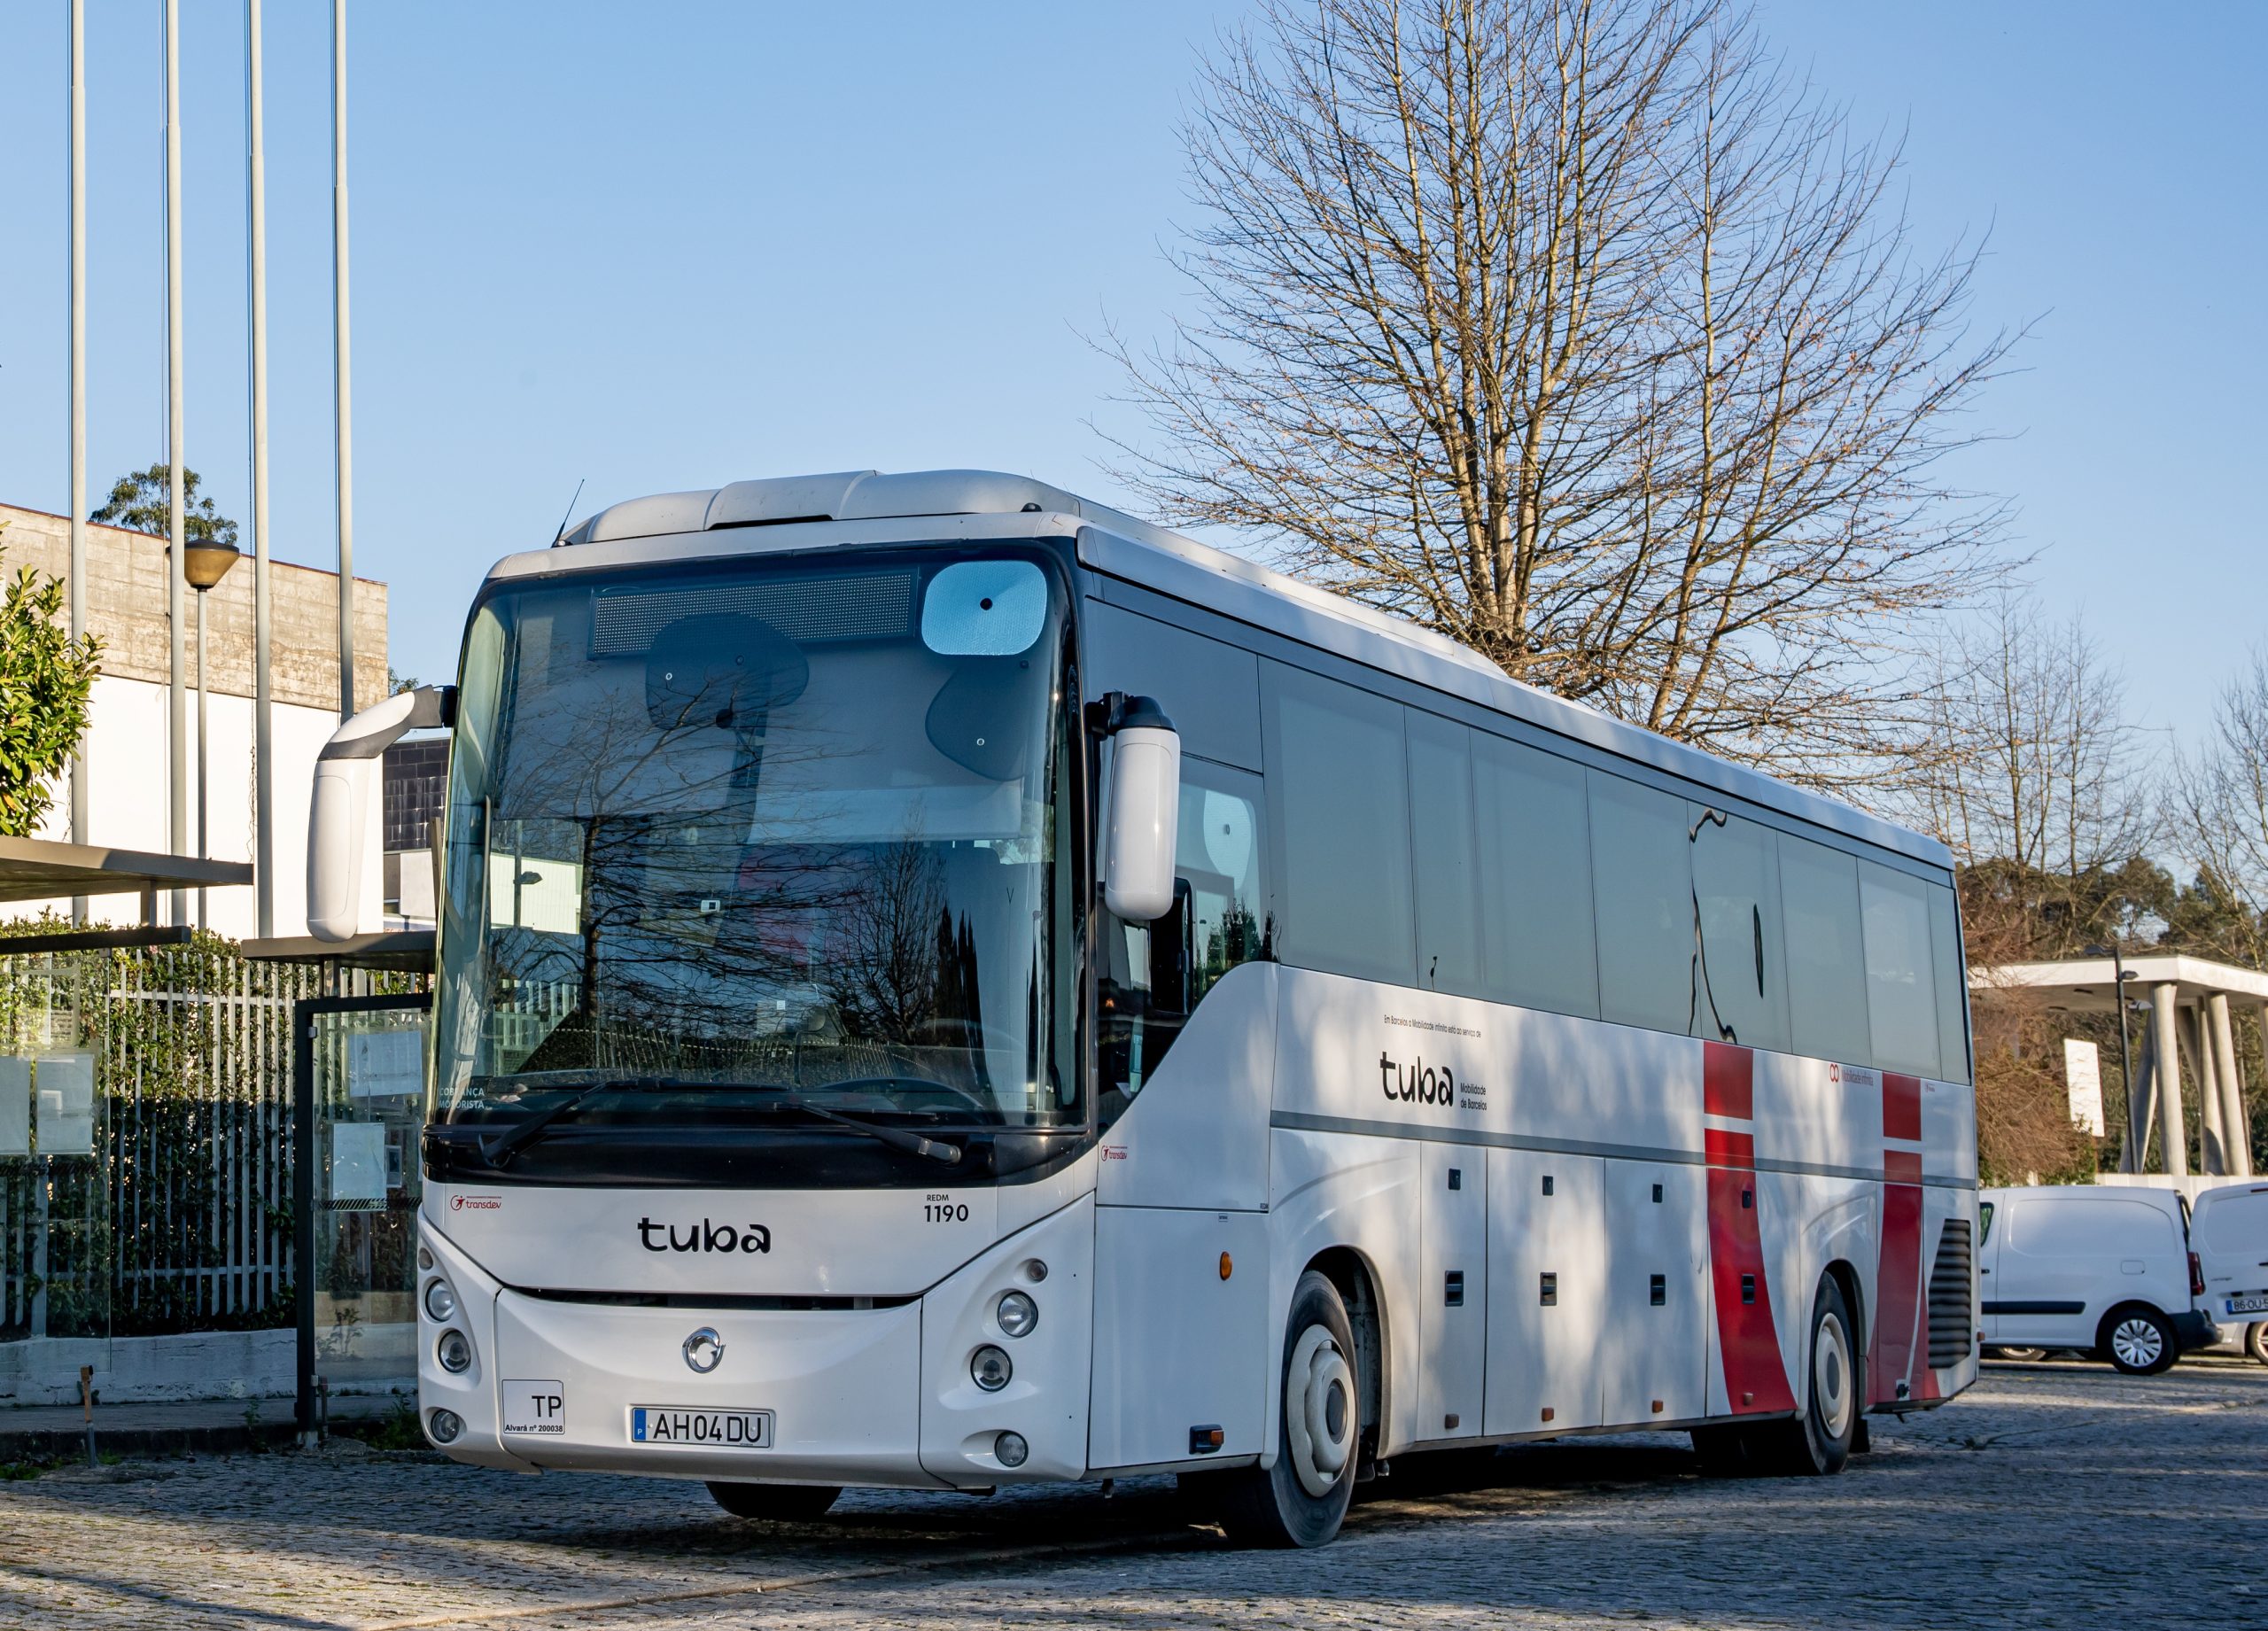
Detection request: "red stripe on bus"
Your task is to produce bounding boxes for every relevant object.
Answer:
[1704,1042,1753,1120]
[1868,1162,1925,1405]
[1883,1073,1922,1142]
[1884,1149,1922,1183]
[1705,1127,1754,1167]
[1703,1090,1792,1414]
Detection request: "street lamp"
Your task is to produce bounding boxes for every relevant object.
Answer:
[2085,940,2140,1131]
[183,540,240,930]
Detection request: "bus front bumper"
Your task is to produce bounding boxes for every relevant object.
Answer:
[416,1193,1094,1490]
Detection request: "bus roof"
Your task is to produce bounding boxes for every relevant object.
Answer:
[548,469,1949,870]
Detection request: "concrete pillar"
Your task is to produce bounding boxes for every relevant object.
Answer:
[2152,982,2189,1177]
[2211,994,2252,1179]
[2191,1005,2228,1176]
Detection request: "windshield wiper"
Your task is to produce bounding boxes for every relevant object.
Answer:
[473,1077,967,1169]
[772,1099,964,1166]
[478,1076,722,1169]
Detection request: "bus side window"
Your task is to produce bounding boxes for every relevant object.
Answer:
[1099,759,1267,1122]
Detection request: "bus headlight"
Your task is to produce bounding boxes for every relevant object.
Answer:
[970,1345,1012,1391]
[423,1278,458,1323]
[996,1291,1038,1338]
[437,1329,473,1374]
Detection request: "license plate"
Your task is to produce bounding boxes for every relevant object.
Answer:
[630,1406,773,1448]
[2226,1293,2268,1316]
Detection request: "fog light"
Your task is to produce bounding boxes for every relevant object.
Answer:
[995,1430,1029,1468]
[997,1290,1038,1338]
[417,1245,434,1271]
[437,1329,473,1373]
[428,1409,463,1445]
[423,1278,458,1323]
[971,1345,1012,1391]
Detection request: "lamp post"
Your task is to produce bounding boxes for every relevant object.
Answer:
[184,540,241,930]
[2086,940,2139,1126]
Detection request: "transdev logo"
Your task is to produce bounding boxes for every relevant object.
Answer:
[449,1194,502,1212]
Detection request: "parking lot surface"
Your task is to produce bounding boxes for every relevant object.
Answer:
[0,1358,2260,1630]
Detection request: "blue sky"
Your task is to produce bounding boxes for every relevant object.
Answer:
[0,3,2260,740]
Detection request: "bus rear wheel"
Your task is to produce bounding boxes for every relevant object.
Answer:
[1214,1270,1360,1548]
[1756,1275,1858,1476]
[705,1481,842,1521]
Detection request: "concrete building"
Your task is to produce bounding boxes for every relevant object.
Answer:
[0,501,390,939]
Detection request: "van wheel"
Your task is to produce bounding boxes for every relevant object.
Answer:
[1759,1275,1858,1475]
[2099,1306,2177,1375]
[1215,1270,1360,1548]
[1991,1347,2047,1363]
[705,1481,842,1521]
[2248,1323,2268,1366]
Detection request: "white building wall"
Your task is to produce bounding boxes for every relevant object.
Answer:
[27,673,384,940]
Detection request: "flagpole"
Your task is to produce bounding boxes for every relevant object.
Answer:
[68,0,89,924]
[248,0,276,937]
[331,0,356,725]
[166,0,190,925]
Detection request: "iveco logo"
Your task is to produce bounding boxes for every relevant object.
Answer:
[682,1327,726,1374]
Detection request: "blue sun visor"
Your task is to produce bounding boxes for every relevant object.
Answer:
[920,560,1049,656]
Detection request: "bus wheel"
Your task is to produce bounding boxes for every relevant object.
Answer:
[705,1481,842,1521]
[1216,1270,1360,1548]
[1760,1276,1857,1476]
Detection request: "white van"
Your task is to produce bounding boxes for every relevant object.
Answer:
[1978,1186,2219,1374]
[2189,1183,2268,1365]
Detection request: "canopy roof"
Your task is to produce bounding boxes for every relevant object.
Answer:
[1973,954,2268,1013]
[0,835,252,905]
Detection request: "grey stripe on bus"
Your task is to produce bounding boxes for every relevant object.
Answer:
[1269,1110,1976,1191]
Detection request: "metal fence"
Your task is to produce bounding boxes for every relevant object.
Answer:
[0,933,414,1341]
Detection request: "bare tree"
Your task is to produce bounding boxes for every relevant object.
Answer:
[1903,593,2150,879]
[1105,0,2017,786]
[2168,653,2268,967]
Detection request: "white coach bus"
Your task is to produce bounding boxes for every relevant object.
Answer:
[311,469,1978,1547]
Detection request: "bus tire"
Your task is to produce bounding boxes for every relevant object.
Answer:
[1759,1275,1858,1476]
[705,1481,842,1521]
[2098,1305,2177,1375]
[1216,1269,1360,1548]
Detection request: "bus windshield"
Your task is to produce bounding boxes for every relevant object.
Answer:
[431,547,1082,1151]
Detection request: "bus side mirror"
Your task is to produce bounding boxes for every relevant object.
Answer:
[1097,695,1180,922]
[308,685,454,941]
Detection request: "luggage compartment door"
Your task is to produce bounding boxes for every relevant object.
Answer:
[1598,1159,1708,1426]
[1417,1142,1487,1441]
[1484,1150,1605,1434]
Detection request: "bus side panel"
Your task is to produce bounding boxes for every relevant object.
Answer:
[1087,1206,1269,1471]
[1264,1127,1421,1462]
[1097,963,1276,1213]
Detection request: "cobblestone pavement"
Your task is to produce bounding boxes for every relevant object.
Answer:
[0,1358,2260,1630]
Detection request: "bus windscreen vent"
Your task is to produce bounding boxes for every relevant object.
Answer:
[591,571,915,656]
[1926,1217,1974,1370]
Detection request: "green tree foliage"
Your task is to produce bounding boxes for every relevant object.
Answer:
[89,462,238,547]
[0,534,103,837]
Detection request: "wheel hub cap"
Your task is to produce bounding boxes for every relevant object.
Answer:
[1814,1311,1852,1439]
[2112,1319,2162,1368]
[1285,1324,1355,1498]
